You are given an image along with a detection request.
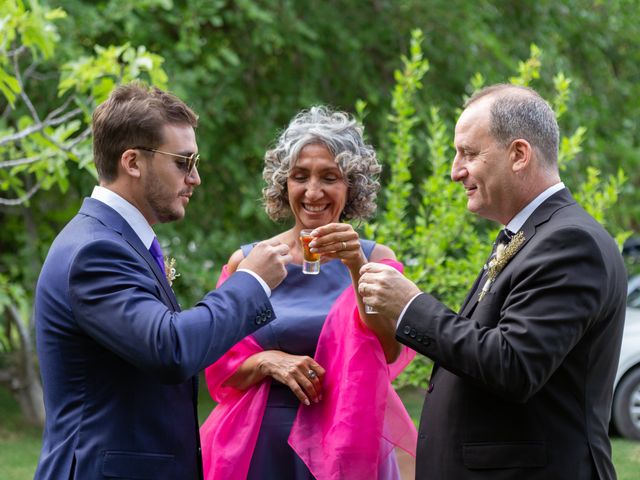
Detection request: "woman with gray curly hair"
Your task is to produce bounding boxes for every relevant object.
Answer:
[201,106,417,480]
[262,106,381,222]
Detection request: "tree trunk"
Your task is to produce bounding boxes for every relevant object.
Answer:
[3,304,45,427]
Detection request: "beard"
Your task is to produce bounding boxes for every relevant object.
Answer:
[142,170,184,223]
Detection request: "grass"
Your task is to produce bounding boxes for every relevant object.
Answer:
[0,387,42,480]
[612,438,640,480]
[2,381,639,480]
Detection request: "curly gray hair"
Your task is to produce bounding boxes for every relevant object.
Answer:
[263,106,381,221]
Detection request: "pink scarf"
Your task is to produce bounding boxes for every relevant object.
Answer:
[200,260,417,479]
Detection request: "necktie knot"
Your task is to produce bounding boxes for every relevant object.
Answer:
[485,229,514,271]
[149,237,165,273]
[495,228,513,246]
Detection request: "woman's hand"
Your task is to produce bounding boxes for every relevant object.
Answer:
[309,223,366,274]
[257,351,325,406]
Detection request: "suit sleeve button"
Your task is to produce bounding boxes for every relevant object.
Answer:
[403,325,411,335]
[409,328,417,338]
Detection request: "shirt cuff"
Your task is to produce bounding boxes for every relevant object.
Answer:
[396,293,423,328]
[237,268,271,297]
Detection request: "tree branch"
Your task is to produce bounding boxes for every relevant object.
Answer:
[46,95,76,121]
[0,180,43,206]
[13,51,41,122]
[0,154,47,168]
[6,45,27,58]
[68,125,92,149]
[0,107,83,147]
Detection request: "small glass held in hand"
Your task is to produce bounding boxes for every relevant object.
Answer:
[300,229,320,275]
[364,304,378,315]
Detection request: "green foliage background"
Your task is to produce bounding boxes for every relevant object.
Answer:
[1,0,638,399]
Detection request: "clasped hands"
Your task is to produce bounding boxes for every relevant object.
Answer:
[257,351,325,406]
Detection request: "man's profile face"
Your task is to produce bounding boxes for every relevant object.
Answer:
[139,123,200,224]
[451,98,514,225]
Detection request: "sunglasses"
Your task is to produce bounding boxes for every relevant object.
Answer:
[135,147,200,175]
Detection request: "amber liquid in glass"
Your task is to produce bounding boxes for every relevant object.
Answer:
[300,229,320,274]
[300,235,320,262]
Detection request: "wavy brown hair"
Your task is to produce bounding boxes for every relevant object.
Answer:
[92,82,198,183]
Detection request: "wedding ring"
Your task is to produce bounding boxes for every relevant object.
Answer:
[307,369,317,380]
[341,241,347,251]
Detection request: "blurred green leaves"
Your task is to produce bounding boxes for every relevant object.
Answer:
[372,33,628,388]
[0,0,638,403]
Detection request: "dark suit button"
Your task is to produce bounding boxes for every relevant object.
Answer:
[409,328,417,338]
[428,383,434,393]
[265,308,273,318]
[403,325,411,335]
[416,334,423,342]
[419,433,426,440]
[423,337,431,346]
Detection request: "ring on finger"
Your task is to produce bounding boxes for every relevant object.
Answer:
[341,241,347,251]
[307,369,317,380]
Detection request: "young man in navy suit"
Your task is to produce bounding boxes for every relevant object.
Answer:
[34,83,292,479]
[359,84,626,479]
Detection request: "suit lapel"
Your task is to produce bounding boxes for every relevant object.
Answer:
[122,230,181,311]
[79,198,181,311]
[458,267,486,313]
[460,188,576,318]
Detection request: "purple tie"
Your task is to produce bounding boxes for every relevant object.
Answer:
[149,237,165,273]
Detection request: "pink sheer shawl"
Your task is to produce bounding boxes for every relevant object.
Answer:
[200,260,417,480]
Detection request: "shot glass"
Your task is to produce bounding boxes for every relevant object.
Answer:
[300,229,320,275]
[364,304,378,315]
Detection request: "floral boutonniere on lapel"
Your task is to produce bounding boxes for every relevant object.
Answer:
[479,231,526,302]
[164,257,180,286]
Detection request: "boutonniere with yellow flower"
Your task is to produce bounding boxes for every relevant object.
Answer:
[164,257,180,286]
[478,231,526,302]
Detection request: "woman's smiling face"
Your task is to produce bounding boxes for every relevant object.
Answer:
[287,143,348,229]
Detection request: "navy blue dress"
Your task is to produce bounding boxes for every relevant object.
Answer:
[243,240,376,480]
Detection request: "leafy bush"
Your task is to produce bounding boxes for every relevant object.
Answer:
[368,31,629,389]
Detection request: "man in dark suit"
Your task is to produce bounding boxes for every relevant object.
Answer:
[359,84,626,479]
[34,83,292,479]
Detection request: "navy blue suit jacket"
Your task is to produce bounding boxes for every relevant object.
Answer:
[34,198,274,479]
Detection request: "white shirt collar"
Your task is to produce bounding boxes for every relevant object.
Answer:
[91,185,156,249]
[505,182,565,234]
